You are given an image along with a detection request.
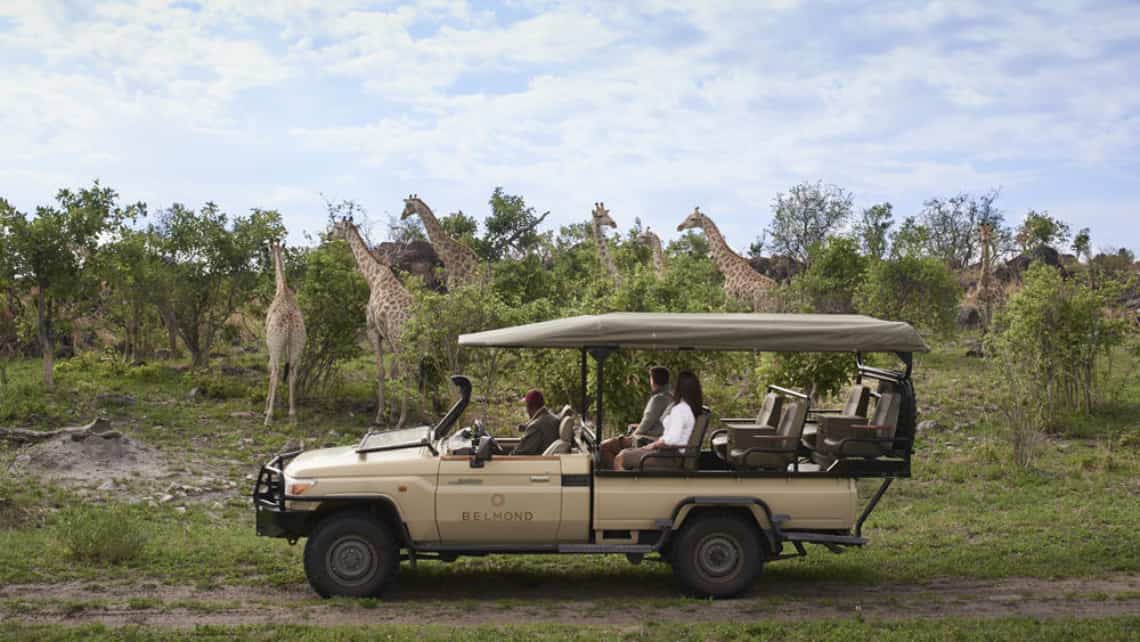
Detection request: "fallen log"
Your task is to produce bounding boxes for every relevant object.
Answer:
[0,417,121,444]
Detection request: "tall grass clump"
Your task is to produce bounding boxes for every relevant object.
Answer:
[56,505,150,564]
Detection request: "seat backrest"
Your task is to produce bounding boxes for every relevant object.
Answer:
[558,405,575,419]
[754,392,784,427]
[776,400,808,439]
[871,392,902,433]
[841,385,872,417]
[542,416,578,456]
[683,406,712,472]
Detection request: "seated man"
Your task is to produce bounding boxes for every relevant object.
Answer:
[511,389,561,455]
[598,366,671,469]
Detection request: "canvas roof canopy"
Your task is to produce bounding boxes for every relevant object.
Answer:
[458,312,929,353]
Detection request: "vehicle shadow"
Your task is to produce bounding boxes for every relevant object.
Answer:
[385,557,884,601]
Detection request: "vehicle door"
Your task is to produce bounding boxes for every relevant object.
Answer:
[435,454,562,544]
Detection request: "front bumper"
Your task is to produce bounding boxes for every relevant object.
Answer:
[252,450,309,539]
[256,505,312,539]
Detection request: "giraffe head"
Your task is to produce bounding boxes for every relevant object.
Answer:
[677,206,708,232]
[329,216,356,241]
[592,202,616,229]
[636,227,660,246]
[401,193,428,221]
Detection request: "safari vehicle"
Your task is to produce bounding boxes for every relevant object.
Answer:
[253,312,928,598]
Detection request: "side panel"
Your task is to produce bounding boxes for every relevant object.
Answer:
[593,476,857,532]
[436,456,562,543]
[557,453,591,543]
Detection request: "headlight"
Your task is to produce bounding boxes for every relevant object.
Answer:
[284,475,317,496]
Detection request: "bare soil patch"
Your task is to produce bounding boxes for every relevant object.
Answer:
[2,575,1137,628]
[4,421,236,505]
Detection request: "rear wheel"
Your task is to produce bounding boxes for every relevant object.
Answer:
[303,511,399,598]
[671,514,762,598]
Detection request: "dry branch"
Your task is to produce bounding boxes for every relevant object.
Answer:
[0,417,121,444]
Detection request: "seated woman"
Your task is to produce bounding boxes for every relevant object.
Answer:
[614,370,703,471]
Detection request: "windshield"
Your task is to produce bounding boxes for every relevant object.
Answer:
[356,426,433,454]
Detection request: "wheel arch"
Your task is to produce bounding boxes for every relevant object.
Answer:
[306,496,413,547]
[670,497,779,556]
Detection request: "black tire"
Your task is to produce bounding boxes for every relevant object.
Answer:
[671,513,763,598]
[303,511,399,598]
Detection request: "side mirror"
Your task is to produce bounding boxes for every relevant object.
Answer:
[470,435,493,468]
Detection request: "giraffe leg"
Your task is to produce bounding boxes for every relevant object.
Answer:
[391,349,408,429]
[265,354,279,426]
[287,350,300,422]
[370,332,386,426]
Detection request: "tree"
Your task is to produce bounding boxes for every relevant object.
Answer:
[440,210,479,244]
[478,187,550,261]
[791,237,867,314]
[1071,227,1091,261]
[150,203,283,367]
[854,203,893,259]
[890,216,930,259]
[767,181,853,264]
[97,227,164,363]
[919,189,1006,268]
[855,257,961,336]
[294,239,369,395]
[0,183,133,388]
[1016,210,1070,253]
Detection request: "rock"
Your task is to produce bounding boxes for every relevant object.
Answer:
[187,388,201,402]
[229,411,259,419]
[916,420,940,434]
[220,365,248,376]
[97,479,116,491]
[159,494,175,503]
[96,393,137,407]
[965,341,985,358]
[175,506,187,514]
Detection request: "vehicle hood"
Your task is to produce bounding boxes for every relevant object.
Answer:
[284,444,434,479]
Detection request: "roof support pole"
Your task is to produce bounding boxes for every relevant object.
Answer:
[579,347,588,417]
[587,347,616,443]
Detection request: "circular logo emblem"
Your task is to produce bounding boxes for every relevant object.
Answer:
[490,493,505,507]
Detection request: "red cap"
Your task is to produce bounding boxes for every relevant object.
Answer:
[522,389,545,406]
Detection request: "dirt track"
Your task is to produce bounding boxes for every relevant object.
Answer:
[3,575,1138,628]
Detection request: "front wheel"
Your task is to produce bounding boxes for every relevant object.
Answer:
[303,511,399,598]
[671,514,763,598]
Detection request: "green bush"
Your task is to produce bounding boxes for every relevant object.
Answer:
[55,505,149,564]
[295,239,369,396]
[754,351,853,400]
[788,237,866,313]
[855,256,960,335]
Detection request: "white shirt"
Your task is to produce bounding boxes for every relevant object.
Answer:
[660,401,695,448]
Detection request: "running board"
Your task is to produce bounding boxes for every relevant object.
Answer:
[782,532,868,547]
[557,544,655,554]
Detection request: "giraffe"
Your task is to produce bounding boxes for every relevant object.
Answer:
[591,202,621,287]
[264,239,307,425]
[331,217,413,427]
[637,227,668,274]
[677,207,778,311]
[401,194,483,290]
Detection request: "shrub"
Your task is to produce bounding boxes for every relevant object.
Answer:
[56,505,149,564]
[754,351,853,400]
[294,240,368,396]
[855,256,961,335]
[789,237,867,313]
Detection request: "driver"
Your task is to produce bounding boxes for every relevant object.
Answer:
[510,389,561,455]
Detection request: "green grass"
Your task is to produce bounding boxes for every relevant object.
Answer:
[0,339,1138,590]
[2,618,1139,641]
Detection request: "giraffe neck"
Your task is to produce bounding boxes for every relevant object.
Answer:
[648,235,667,271]
[700,218,738,270]
[593,219,617,276]
[272,245,288,296]
[343,224,407,296]
[414,202,447,249]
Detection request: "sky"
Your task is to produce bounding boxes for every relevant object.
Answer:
[1,0,1138,254]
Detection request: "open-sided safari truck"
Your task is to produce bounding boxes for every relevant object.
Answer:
[253,313,928,598]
